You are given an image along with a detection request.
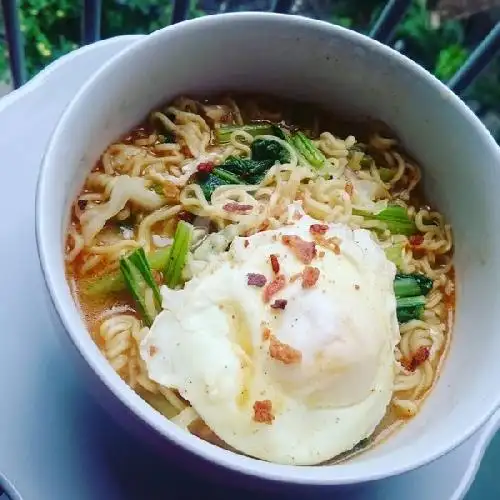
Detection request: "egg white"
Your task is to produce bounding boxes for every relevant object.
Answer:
[141,209,399,465]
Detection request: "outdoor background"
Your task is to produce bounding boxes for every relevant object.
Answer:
[0,0,499,141]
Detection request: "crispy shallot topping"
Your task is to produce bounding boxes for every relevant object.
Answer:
[270,299,288,310]
[223,202,253,214]
[262,325,271,340]
[269,335,302,364]
[263,274,286,303]
[309,224,328,235]
[270,254,280,274]
[281,235,317,264]
[247,273,267,287]
[302,266,320,289]
[253,400,274,424]
[314,235,341,255]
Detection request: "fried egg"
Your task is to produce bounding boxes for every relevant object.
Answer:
[141,206,399,465]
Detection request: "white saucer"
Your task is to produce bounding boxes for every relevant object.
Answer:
[0,35,497,500]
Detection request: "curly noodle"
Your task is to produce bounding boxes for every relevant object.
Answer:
[65,94,454,459]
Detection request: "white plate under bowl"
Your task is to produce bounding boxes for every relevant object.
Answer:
[0,35,497,500]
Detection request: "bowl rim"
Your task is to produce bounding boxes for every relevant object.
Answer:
[35,11,500,485]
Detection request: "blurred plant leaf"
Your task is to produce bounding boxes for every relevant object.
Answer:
[434,43,469,80]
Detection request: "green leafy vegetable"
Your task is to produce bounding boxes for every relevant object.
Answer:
[270,124,287,140]
[198,152,278,199]
[150,183,164,195]
[213,167,244,185]
[384,243,404,269]
[373,206,417,235]
[220,155,274,182]
[396,295,426,323]
[164,220,193,289]
[393,272,433,323]
[394,273,433,299]
[289,131,326,169]
[215,123,276,144]
[251,138,290,164]
[353,205,417,236]
[120,247,162,326]
[359,154,373,168]
[199,172,240,200]
[82,272,126,297]
[161,132,175,143]
[81,247,171,297]
[148,247,173,270]
[378,167,395,182]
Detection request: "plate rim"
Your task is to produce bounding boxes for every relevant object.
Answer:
[0,35,144,116]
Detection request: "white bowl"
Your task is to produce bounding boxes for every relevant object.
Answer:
[36,12,500,487]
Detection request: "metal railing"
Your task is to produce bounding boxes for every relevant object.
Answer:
[1,0,500,97]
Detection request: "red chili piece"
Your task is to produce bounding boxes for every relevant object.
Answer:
[178,210,195,223]
[403,346,430,372]
[409,234,424,247]
[197,162,215,174]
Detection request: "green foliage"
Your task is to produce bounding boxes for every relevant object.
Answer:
[327,0,386,33]
[393,0,469,79]
[18,0,80,78]
[434,44,469,81]
[328,0,498,115]
[0,0,498,118]
[1,0,202,80]
[467,59,500,112]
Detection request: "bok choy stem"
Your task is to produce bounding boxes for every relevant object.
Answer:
[81,247,171,297]
[393,272,433,323]
[120,247,162,326]
[164,220,193,288]
[289,131,326,169]
[215,124,276,144]
[384,243,404,269]
[395,295,426,324]
[353,205,417,236]
[394,273,433,299]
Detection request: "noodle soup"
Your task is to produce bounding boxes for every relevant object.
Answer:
[65,94,454,465]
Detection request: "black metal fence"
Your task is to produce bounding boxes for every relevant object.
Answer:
[0,0,499,99]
